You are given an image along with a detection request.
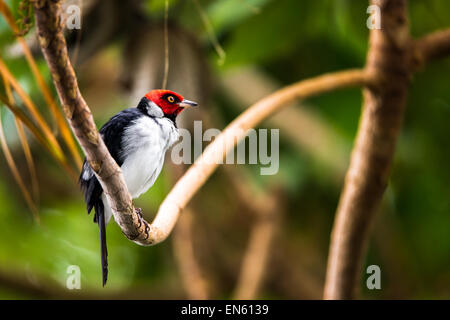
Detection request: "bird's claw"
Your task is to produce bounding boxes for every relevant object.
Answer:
[143,220,150,240]
[135,207,144,228]
[135,208,150,239]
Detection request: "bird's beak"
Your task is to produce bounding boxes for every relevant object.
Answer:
[179,99,198,108]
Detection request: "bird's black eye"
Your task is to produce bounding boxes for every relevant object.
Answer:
[167,95,175,103]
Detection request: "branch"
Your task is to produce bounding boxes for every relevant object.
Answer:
[413,28,450,67]
[232,186,281,300]
[34,0,151,245]
[34,1,366,247]
[324,0,410,299]
[222,66,349,181]
[0,266,180,299]
[271,237,324,299]
[218,164,282,299]
[172,209,210,299]
[154,69,367,243]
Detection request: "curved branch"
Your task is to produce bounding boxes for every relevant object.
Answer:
[155,69,367,244]
[222,67,349,180]
[413,28,450,66]
[34,0,367,247]
[324,0,410,299]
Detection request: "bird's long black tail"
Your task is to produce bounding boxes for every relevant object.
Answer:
[94,200,108,286]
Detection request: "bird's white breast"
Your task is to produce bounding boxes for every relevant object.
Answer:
[103,116,179,223]
[121,116,179,197]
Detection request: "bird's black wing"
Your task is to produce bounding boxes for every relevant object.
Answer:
[79,108,144,213]
[78,108,144,286]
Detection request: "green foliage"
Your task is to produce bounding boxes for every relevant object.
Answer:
[0,0,450,299]
[15,0,34,37]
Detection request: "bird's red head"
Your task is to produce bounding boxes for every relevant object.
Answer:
[144,90,197,117]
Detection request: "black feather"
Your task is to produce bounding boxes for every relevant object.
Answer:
[78,107,146,286]
[95,200,108,287]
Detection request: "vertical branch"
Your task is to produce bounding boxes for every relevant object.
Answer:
[324,0,410,299]
[232,197,279,300]
[172,209,209,299]
[223,166,282,300]
[171,163,209,300]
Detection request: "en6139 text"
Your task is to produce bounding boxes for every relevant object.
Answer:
[225,304,269,315]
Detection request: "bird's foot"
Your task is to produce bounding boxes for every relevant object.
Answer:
[135,207,144,228]
[142,220,150,240]
[134,207,150,240]
[136,207,143,219]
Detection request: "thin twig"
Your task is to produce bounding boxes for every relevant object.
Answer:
[192,0,226,65]
[162,0,170,90]
[413,28,450,67]
[172,209,209,299]
[170,163,209,300]
[231,182,281,299]
[220,164,282,299]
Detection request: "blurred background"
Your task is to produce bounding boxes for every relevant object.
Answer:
[0,0,449,299]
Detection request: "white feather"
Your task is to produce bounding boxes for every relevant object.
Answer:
[103,116,180,223]
[82,161,94,180]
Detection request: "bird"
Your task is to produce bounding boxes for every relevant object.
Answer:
[79,89,197,286]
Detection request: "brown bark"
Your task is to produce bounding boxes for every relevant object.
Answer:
[413,28,450,67]
[34,0,151,244]
[34,1,369,248]
[323,1,450,299]
[157,69,368,242]
[324,0,411,299]
[32,0,450,300]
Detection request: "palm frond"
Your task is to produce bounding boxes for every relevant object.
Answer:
[0,107,39,221]
[0,58,66,163]
[2,70,40,202]
[0,1,82,168]
[0,93,77,180]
